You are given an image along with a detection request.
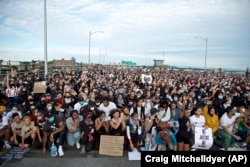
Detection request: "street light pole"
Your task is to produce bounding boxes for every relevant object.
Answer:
[88,31,104,65]
[44,0,48,77]
[195,36,208,72]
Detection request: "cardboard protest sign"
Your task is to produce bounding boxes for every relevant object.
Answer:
[99,135,124,156]
[33,81,46,93]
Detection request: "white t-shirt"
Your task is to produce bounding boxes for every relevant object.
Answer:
[99,102,117,121]
[6,111,22,123]
[219,112,240,132]
[157,108,171,122]
[74,102,87,114]
[0,116,8,129]
[189,115,206,133]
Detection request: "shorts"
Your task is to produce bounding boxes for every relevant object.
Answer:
[176,132,192,145]
[23,136,33,145]
[16,135,22,144]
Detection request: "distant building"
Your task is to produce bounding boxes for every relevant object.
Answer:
[153,59,164,67]
[153,59,168,70]
[2,60,20,66]
[213,68,223,73]
[53,58,76,66]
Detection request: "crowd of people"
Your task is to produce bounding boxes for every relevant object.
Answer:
[0,65,250,157]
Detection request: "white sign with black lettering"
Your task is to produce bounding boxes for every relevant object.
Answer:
[168,120,179,134]
[192,127,213,150]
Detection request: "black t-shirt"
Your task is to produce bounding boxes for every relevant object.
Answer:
[110,119,123,136]
[178,116,192,135]
[43,115,62,132]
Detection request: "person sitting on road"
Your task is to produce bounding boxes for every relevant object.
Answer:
[10,113,24,149]
[66,110,83,149]
[79,112,95,154]
[0,113,11,150]
[126,112,143,152]
[42,112,65,156]
[94,111,109,150]
[20,116,37,150]
[215,106,246,151]
[109,109,126,136]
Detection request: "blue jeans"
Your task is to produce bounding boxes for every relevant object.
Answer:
[66,131,81,146]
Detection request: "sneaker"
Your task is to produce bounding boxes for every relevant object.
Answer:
[234,143,241,148]
[4,143,11,149]
[76,143,81,149]
[239,142,247,147]
[247,145,250,151]
[136,146,141,152]
[168,142,174,150]
[80,145,85,154]
[219,148,225,151]
[58,146,64,157]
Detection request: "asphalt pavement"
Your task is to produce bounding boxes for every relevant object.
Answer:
[3,147,141,167]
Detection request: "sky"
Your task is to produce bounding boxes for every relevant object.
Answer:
[0,0,249,70]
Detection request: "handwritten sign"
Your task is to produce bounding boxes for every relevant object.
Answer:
[33,81,46,93]
[99,135,124,156]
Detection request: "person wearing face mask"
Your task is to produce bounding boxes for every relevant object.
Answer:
[95,95,101,108]
[42,112,66,156]
[57,103,72,122]
[44,102,55,115]
[79,113,95,154]
[74,94,87,114]
[194,92,203,108]
[23,95,38,116]
[79,101,97,121]
[212,91,225,117]
[37,95,47,112]
[17,87,29,105]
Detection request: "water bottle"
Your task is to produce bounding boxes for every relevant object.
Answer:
[50,143,57,157]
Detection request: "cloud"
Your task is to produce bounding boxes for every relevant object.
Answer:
[0,0,249,70]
